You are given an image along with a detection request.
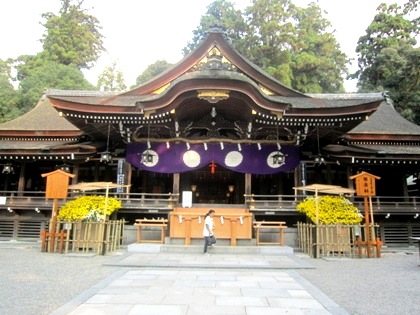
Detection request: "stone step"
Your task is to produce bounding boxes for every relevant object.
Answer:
[165,237,256,246]
[127,243,294,255]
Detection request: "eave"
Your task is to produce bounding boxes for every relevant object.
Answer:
[0,130,82,138]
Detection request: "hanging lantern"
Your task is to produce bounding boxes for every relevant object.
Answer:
[100,124,113,163]
[141,150,155,164]
[272,151,286,166]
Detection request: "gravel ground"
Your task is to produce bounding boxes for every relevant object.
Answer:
[0,242,119,315]
[298,250,420,315]
[1,242,419,315]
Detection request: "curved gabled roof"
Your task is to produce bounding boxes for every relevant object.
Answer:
[120,31,306,98]
[45,30,385,145]
[46,30,383,121]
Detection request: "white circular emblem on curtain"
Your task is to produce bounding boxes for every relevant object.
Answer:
[225,151,243,167]
[142,149,159,167]
[183,150,201,167]
[267,151,282,168]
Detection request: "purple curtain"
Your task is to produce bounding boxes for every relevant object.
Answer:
[126,142,300,174]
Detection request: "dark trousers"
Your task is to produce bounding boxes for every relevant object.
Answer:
[204,236,211,253]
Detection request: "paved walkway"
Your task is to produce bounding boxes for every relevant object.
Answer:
[51,249,348,315]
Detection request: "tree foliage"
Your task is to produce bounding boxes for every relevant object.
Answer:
[290,3,347,93]
[18,59,95,113]
[97,61,127,91]
[135,60,173,86]
[353,2,419,123]
[0,59,20,122]
[182,0,348,93]
[0,0,104,121]
[0,66,19,123]
[41,0,105,69]
[182,0,248,56]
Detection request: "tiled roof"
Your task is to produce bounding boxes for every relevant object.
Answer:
[47,76,385,110]
[353,144,420,155]
[0,141,97,151]
[348,101,420,135]
[0,96,80,132]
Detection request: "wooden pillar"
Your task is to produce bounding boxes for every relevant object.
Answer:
[173,173,180,205]
[245,173,251,196]
[136,225,142,243]
[326,164,332,185]
[125,162,132,194]
[280,226,285,246]
[71,163,80,185]
[94,161,99,181]
[185,218,192,245]
[17,162,26,195]
[364,196,371,258]
[347,166,354,189]
[160,225,166,244]
[231,219,237,246]
[49,198,59,252]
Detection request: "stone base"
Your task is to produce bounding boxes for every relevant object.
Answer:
[127,243,294,255]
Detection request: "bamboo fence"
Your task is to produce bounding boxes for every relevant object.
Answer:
[297,222,380,258]
[52,219,126,255]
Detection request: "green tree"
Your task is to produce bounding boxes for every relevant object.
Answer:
[41,0,105,69]
[182,0,248,56]
[183,0,347,93]
[0,75,19,123]
[0,59,20,122]
[135,60,173,86]
[290,3,347,93]
[353,2,419,123]
[18,61,95,113]
[245,0,297,69]
[97,61,127,91]
[375,44,419,122]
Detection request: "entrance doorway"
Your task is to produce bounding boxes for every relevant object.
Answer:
[181,165,244,204]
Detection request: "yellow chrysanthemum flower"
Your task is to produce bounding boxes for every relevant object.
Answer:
[58,195,122,222]
[296,195,362,225]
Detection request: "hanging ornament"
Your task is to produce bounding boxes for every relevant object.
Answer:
[209,160,217,174]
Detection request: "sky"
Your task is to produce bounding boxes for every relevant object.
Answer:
[0,0,410,92]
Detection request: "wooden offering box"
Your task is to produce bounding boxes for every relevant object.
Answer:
[169,207,252,246]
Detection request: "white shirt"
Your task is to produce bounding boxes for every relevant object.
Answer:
[203,215,213,237]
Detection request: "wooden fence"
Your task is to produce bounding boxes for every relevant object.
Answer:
[43,220,125,255]
[297,222,381,258]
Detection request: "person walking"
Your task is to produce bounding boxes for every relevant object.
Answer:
[203,209,215,254]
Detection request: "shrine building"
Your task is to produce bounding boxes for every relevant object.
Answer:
[1,31,419,245]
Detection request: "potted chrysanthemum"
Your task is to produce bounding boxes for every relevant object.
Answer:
[57,195,122,250]
[58,195,121,222]
[296,195,362,257]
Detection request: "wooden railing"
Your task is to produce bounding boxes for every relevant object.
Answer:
[0,191,178,213]
[0,190,419,215]
[244,194,420,214]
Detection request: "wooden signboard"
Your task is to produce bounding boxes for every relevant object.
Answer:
[41,169,75,253]
[349,171,380,197]
[41,169,75,199]
[349,171,381,258]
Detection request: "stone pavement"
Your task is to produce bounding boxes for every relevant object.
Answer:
[51,247,349,315]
